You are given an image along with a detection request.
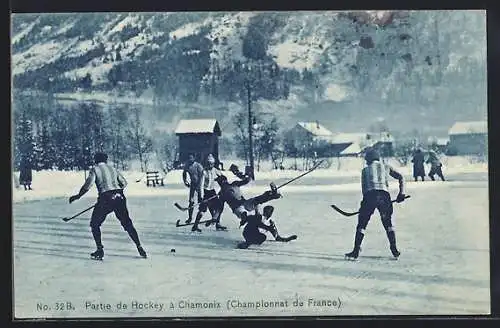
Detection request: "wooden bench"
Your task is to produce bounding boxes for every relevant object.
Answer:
[146,171,164,187]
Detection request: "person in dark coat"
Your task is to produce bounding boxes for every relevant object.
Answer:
[411,148,426,181]
[19,157,33,190]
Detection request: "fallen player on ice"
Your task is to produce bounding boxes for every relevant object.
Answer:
[215,164,282,224]
[237,205,297,249]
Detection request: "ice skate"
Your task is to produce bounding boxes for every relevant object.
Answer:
[344,248,360,260]
[237,241,250,249]
[137,246,147,258]
[90,247,104,260]
[191,225,201,232]
[215,223,227,231]
[390,245,400,259]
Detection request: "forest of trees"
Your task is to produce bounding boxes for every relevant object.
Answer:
[12,93,158,172]
[12,90,333,173]
[12,15,322,106]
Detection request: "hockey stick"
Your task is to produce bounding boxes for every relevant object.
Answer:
[62,204,96,222]
[175,218,213,227]
[173,160,325,212]
[330,195,411,217]
[274,160,325,190]
[174,195,218,212]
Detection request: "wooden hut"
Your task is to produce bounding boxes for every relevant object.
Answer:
[174,119,222,167]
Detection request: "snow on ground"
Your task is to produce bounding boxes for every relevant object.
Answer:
[207,13,255,63]
[105,14,139,37]
[12,40,77,75]
[12,156,488,204]
[53,91,156,107]
[63,39,96,58]
[270,40,318,71]
[169,21,205,40]
[12,171,490,317]
[268,12,337,71]
[11,17,40,45]
[324,83,349,102]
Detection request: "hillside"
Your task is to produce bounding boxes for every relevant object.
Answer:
[11,10,487,136]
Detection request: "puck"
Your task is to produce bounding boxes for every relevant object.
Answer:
[170,248,176,253]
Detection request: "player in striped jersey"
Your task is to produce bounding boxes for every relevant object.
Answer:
[182,154,204,225]
[190,154,226,232]
[69,152,147,260]
[345,148,406,260]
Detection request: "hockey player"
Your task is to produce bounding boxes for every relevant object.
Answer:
[69,152,147,260]
[215,164,281,223]
[237,205,297,249]
[190,154,226,232]
[182,153,204,224]
[345,147,406,260]
[427,150,445,181]
[411,148,426,181]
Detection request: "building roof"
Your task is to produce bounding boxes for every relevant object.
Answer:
[329,132,368,144]
[368,131,394,142]
[448,121,487,135]
[340,142,362,155]
[296,122,333,136]
[175,119,221,135]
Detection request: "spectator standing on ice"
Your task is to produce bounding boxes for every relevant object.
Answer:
[69,152,147,260]
[19,156,32,190]
[411,148,426,181]
[427,150,445,181]
[345,147,406,260]
[182,153,204,225]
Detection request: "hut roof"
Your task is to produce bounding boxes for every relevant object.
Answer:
[175,119,221,136]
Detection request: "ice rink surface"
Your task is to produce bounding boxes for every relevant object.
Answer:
[13,172,490,318]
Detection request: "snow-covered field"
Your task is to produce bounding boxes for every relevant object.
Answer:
[12,159,490,318]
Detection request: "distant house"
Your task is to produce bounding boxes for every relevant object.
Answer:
[329,133,368,157]
[287,121,334,156]
[292,121,333,141]
[427,136,449,153]
[448,121,488,156]
[331,131,394,157]
[174,119,222,167]
[367,131,395,157]
[287,121,395,157]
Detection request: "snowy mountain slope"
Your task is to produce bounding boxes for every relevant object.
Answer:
[10,11,487,134]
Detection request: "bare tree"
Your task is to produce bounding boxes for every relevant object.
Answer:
[128,106,153,172]
[157,133,178,173]
[108,104,131,170]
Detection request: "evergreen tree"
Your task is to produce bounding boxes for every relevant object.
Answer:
[14,112,36,170]
[34,121,57,170]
